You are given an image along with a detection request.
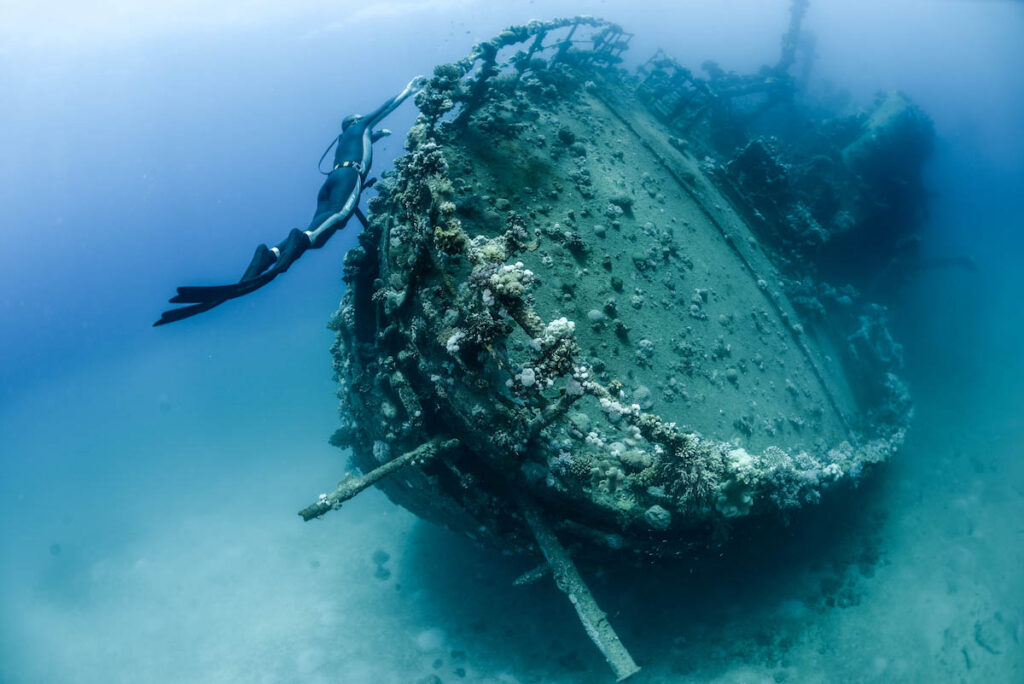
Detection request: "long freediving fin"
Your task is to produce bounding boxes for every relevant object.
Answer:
[170,231,310,304]
[169,243,277,303]
[166,229,311,307]
[154,300,223,326]
[170,276,273,304]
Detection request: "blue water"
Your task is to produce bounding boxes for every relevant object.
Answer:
[2,1,1022,682]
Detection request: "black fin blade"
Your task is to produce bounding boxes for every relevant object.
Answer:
[153,301,221,326]
[171,276,269,303]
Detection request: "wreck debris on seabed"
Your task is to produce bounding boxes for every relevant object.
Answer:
[299,6,931,679]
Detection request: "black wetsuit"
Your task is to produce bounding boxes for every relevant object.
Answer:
[304,116,376,249]
[155,78,422,326]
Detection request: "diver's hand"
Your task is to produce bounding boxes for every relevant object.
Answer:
[406,75,427,96]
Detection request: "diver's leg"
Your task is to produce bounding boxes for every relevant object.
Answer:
[170,245,276,304]
[265,228,310,274]
[241,243,277,280]
[171,229,310,304]
[156,170,357,322]
[304,169,361,248]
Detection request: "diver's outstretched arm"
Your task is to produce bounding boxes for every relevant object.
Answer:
[364,76,426,129]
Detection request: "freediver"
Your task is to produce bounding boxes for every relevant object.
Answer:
[154,75,426,326]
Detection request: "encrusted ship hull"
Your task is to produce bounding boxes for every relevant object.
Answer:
[306,15,928,678]
[323,18,917,554]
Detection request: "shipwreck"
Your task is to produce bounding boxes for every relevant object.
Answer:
[299,6,931,678]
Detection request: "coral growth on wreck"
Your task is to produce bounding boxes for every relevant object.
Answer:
[325,17,917,559]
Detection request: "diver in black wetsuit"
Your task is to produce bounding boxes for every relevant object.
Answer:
[155,75,426,326]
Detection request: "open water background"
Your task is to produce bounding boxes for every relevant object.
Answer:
[2,1,1022,681]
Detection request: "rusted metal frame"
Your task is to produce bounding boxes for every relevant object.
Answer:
[612,32,633,57]
[551,21,579,64]
[510,30,548,88]
[299,438,461,521]
[513,490,641,681]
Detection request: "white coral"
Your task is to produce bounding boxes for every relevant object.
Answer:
[715,447,757,517]
[489,261,535,299]
[445,330,465,355]
[537,317,575,346]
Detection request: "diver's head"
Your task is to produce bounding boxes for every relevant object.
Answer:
[341,114,363,131]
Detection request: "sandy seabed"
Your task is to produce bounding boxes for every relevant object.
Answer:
[1,310,1021,684]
